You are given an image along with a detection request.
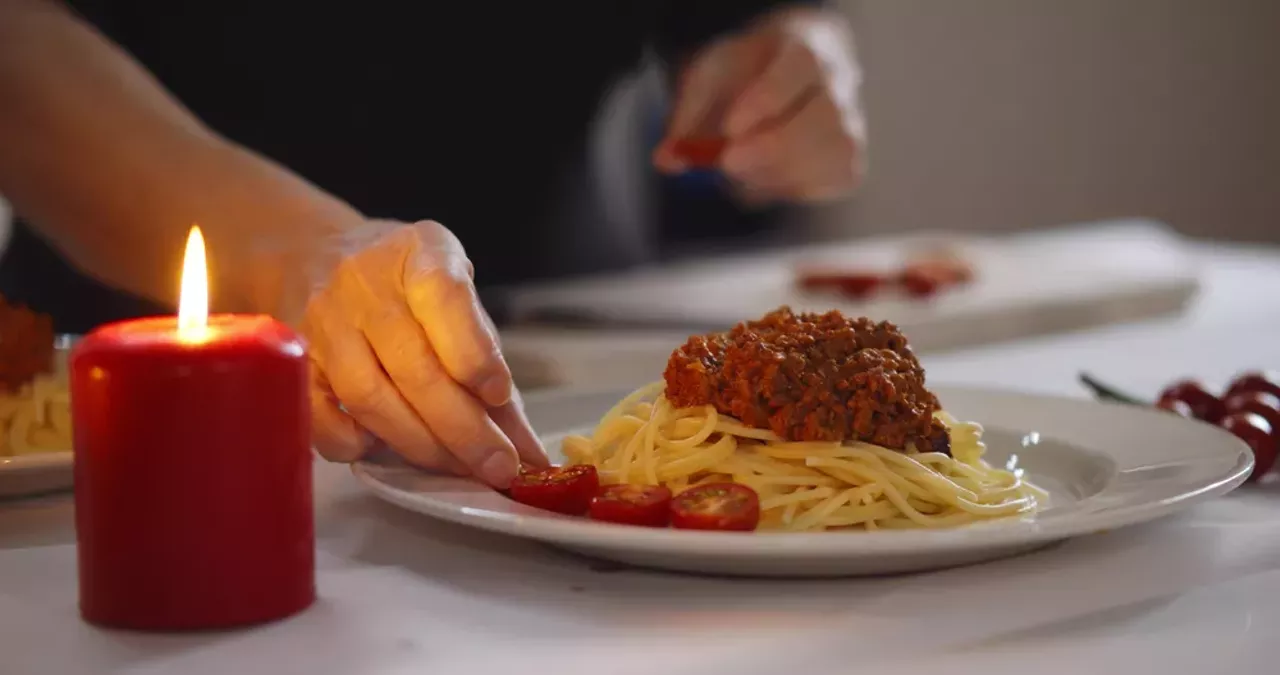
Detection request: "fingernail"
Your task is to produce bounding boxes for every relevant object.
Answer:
[478,450,519,487]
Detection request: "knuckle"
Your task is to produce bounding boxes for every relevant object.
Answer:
[411,219,447,235]
[409,220,460,254]
[382,223,422,247]
[301,289,333,334]
[334,256,365,289]
[458,347,506,389]
[395,356,451,394]
[329,372,385,417]
[408,264,472,311]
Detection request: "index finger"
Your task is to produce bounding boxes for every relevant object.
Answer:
[401,221,512,408]
[490,387,550,469]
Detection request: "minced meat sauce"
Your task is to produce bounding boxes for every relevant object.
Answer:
[663,307,951,454]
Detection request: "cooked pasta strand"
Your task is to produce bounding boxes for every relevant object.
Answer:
[562,382,1046,531]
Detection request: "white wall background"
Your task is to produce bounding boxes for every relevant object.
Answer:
[818,0,1280,243]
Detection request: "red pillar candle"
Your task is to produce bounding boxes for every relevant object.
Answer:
[70,227,315,630]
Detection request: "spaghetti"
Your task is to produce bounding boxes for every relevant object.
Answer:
[563,382,1046,532]
[0,297,69,457]
[0,373,72,456]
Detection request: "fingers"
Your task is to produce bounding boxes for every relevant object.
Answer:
[356,298,521,487]
[721,89,863,201]
[304,220,535,487]
[489,387,550,469]
[309,361,371,462]
[402,221,512,408]
[724,39,822,138]
[654,44,741,174]
[308,292,455,472]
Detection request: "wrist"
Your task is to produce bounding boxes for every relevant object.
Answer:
[198,142,365,325]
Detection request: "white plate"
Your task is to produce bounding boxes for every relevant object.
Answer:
[0,451,74,498]
[0,338,74,499]
[352,385,1254,577]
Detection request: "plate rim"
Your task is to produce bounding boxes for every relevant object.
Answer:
[0,451,72,472]
[352,383,1255,556]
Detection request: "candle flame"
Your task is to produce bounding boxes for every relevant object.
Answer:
[177,225,209,341]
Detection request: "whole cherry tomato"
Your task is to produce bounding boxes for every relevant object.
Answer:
[1220,412,1277,482]
[1224,371,1280,402]
[1156,396,1195,419]
[1223,391,1280,441]
[508,465,599,515]
[670,483,761,531]
[1157,380,1225,423]
[589,484,673,528]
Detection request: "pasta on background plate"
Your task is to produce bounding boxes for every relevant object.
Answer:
[0,296,71,456]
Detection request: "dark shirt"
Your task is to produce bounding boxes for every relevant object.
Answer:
[0,0,801,333]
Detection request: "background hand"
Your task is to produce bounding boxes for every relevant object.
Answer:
[654,7,866,204]
[302,220,549,486]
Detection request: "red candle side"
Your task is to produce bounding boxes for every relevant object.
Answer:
[72,314,315,630]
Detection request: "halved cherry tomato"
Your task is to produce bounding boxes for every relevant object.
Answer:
[1224,371,1280,402]
[1157,380,1225,423]
[837,273,886,297]
[798,270,885,299]
[899,267,942,298]
[903,259,974,285]
[1220,412,1277,481]
[670,483,761,531]
[508,465,599,515]
[670,137,726,168]
[589,484,673,527]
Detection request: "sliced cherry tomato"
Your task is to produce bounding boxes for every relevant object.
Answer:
[670,137,726,168]
[797,270,885,299]
[508,465,599,515]
[1220,412,1277,481]
[835,273,885,298]
[797,271,846,290]
[1224,371,1280,402]
[903,259,974,285]
[899,268,942,298]
[1157,380,1225,423]
[589,484,673,527]
[1224,391,1280,441]
[670,483,761,531]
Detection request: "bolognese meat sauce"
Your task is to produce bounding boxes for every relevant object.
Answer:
[663,307,951,454]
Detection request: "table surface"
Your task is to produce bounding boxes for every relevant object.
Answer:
[2,241,1278,675]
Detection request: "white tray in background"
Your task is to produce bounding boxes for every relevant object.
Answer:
[498,218,1200,389]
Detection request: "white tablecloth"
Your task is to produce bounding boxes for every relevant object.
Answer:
[2,243,1278,674]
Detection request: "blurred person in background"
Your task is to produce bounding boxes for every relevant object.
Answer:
[0,0,865,486]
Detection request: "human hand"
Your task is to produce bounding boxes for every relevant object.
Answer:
[301,220,549,486]
[653,7,865,203]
